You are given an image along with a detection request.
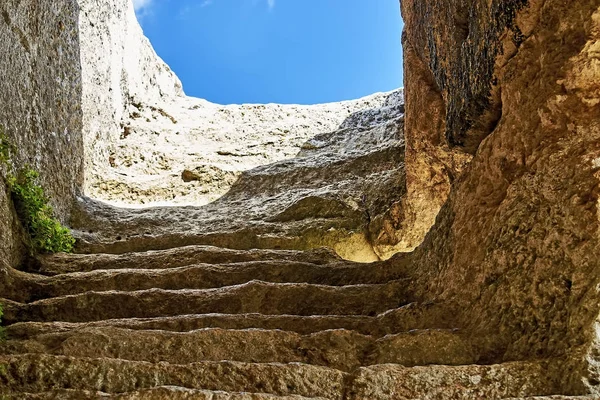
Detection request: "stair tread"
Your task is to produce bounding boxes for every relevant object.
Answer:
[3,387,329,399]
[22,259,400,301]
[349,361,566,399]
[502,397,595,399]
[36,245,341,275]
[5,302,451,338]
[1,327,474,372]
[0,353,568,400]
[0,353,347,399]
[3,280,409,323]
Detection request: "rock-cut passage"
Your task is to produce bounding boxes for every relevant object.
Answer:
[1,0,600,398]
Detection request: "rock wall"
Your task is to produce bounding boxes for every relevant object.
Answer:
[77,0,403,210]
[0,0,83,267]
[78,0,183,198]
[401,0,600,393]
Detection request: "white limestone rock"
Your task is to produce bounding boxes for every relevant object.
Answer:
[78,0,403,207]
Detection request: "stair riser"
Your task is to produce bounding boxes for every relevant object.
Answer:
[0,355,570,399]
[2,388,330,399]
[6,303,452,339]
[348,362,566,400]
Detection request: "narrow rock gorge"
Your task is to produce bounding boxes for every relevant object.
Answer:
[0,0,599,399]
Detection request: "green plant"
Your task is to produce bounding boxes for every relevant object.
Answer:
[7,169,75,253]
[0,131,15,167]
[0,129,75,254]
[0,302,5,342]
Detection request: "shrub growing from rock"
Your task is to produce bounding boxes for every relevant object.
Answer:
[0,130,75,254]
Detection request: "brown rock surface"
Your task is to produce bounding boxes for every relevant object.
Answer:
[400,0,600,394]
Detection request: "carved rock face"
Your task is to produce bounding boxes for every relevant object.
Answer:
[0,0,84,265]
[402,0,600,391]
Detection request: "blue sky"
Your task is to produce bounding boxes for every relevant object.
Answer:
[134,0,403,105]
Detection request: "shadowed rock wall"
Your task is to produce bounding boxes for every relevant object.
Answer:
[402,0,600,393]
[0,0,83,266]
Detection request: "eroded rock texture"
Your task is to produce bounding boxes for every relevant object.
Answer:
[2,0,600,397]
[70,91,405,262]
[0,0,83,266]
[77,0,403,210]
[402,0,600,393]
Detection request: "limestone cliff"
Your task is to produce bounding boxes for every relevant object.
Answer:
[78,0,183,200]
[77,0,403,211]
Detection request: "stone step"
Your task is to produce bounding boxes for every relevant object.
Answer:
[502,397,594,399]
[0,354,571,399]
[348,361,568,400]
[19,259,403,302]
[0,327,475,372]
[4,387,329,399]
[2,280,409,324]
[35,246,341,275]
[73,221,361,256]
[5,302,451,339]
[0,354,347,399]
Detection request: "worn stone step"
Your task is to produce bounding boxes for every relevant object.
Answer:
[0,354,347,399]
[0,354,574,399]
[0,327,475,372]
[19,259,404,303]
[348,361,568,400]
[502,397,594,399]
[4,387,329,399]
[5,302,452,339]
[73,222,362,256]
[35,246,341,275]
[2,280,409,324]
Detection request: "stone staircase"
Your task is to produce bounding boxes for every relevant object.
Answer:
[0,244,590,399]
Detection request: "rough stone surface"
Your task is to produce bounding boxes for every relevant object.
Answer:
[6,388,328,400]
[2,0,600,397]
[401,0,600,395]
[1,327,476,372]
[0,0,84,266]
[69,100,405,261]
[0,354,347,399]
[92,89,404,209]
[78,0,183,202]
[348,362,566,400]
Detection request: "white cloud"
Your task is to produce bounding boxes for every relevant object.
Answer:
[133,0,152,11]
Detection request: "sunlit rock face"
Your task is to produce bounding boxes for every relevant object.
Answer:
[78,0,183,205]
[70,89,406,262]
[73,0,407,262]
[402,0,600,393]
[78,0,404,209]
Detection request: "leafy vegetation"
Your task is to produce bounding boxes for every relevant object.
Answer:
[0,129,75,254]
[0,303,5,342]
[0,131,15,166]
